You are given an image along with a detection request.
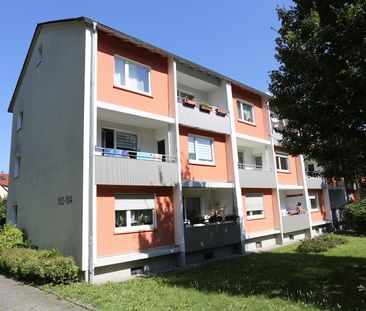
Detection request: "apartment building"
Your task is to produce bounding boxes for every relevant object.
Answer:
[7,17,336,283]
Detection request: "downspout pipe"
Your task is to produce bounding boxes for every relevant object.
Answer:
[88,21,97,283]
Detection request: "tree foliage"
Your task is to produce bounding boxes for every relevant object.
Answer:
[269,0,366,178]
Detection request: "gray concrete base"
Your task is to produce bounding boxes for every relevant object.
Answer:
[94,253,180,283]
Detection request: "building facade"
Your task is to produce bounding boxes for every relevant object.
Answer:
[7,17,339,283]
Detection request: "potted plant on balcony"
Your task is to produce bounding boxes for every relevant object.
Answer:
[183,97,196,108]
[215,107,228,116]
[199,102,212,113]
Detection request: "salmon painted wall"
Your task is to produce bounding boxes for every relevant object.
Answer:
[97,185,175,257]
[97,31,170,117]
[232,86,270,140]
[179,126,230,182]
[309,189,327,222]
[242,189,277,233]
[275,148,303,185]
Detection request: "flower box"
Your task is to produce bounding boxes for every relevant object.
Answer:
[183,98,196,107]
[215,108,227,116]
[199,104,212,112]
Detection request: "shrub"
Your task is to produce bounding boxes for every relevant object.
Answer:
[0,247,79,284]
[344,199,366,235]
[0,197,7,227]
[0,224,26,253]
[297,233,347,253]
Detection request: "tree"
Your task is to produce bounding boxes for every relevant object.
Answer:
[269,0,366,180]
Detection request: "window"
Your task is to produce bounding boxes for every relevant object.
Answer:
[254,155,263,170]
[36,44,42,66]
[185,197,201,224]
[276,153,290,172]
[245,193,265,219]
[188,135,214,164]
[238,151,245,169]
[101,128,137,151]
[114,56,151,94]
[237,100,255,124]
[307,164,315,172]
[14,156,20,178]
[177,89,194,101]
[309,193,319,211]
[115,194,156,232]
[16,112,23,131]
[13,205,18,224]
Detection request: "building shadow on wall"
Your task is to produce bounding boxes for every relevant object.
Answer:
[137,189,175,252]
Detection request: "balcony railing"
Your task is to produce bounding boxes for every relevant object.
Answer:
[184,221,241,253]
[238,163,276,188]
[238,163,274,172]
[95,147,177,163]
[281,211,310,233]
[177,96,228,116]
[94,147,178,186]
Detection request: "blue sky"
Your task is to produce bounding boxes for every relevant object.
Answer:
[0,0,293,172]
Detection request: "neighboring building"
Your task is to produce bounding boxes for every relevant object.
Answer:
[0,173,9,198]
[7,17,334,283]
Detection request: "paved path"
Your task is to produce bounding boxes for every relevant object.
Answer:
[0,275,89,311]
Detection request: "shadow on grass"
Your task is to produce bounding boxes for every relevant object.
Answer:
[157,252,366,311]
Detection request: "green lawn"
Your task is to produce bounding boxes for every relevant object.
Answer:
[45,235,366,311]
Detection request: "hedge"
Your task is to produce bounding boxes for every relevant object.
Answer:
[296,233,347,253]
[0,224,79,284]
[0,247,79,284]
[0,223,26,253]
[344,199,366,235]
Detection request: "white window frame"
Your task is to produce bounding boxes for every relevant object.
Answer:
[114,194,157,233]
[276,152,290,172]
[114,55,152,95]
[245,193,265,220]
[237,99,256,125]
[188,134,215,165]
[101,127,138,151]
[309,192,320,212]
[177,89,195,102]
[253,154,263,170]
[16,111,23,131]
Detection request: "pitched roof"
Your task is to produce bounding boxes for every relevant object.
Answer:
[8,16,269,113]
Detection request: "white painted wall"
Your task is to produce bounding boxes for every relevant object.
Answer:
[7,22,87,267]
[177,83,208,103]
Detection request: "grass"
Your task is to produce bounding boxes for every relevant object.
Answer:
[44,235,366,311]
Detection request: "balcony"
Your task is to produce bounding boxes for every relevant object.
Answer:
[184,221,241,253]
[238,164,276,188]
[281,212,310,234]
[95,147,178,187]
[177,97,231,134]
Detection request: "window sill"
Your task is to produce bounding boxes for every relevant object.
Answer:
[238,119,256,126]
[189,160,215,166]
[113,84,153,98]
[114,226,156,234]
[310,209,320,213]
[247,215,265,220]
[277,169,291,174]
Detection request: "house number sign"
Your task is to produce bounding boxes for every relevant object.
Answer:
[57,195,73,206]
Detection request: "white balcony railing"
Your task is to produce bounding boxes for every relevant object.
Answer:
[238,163,274,172]
[95,147,177,163]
